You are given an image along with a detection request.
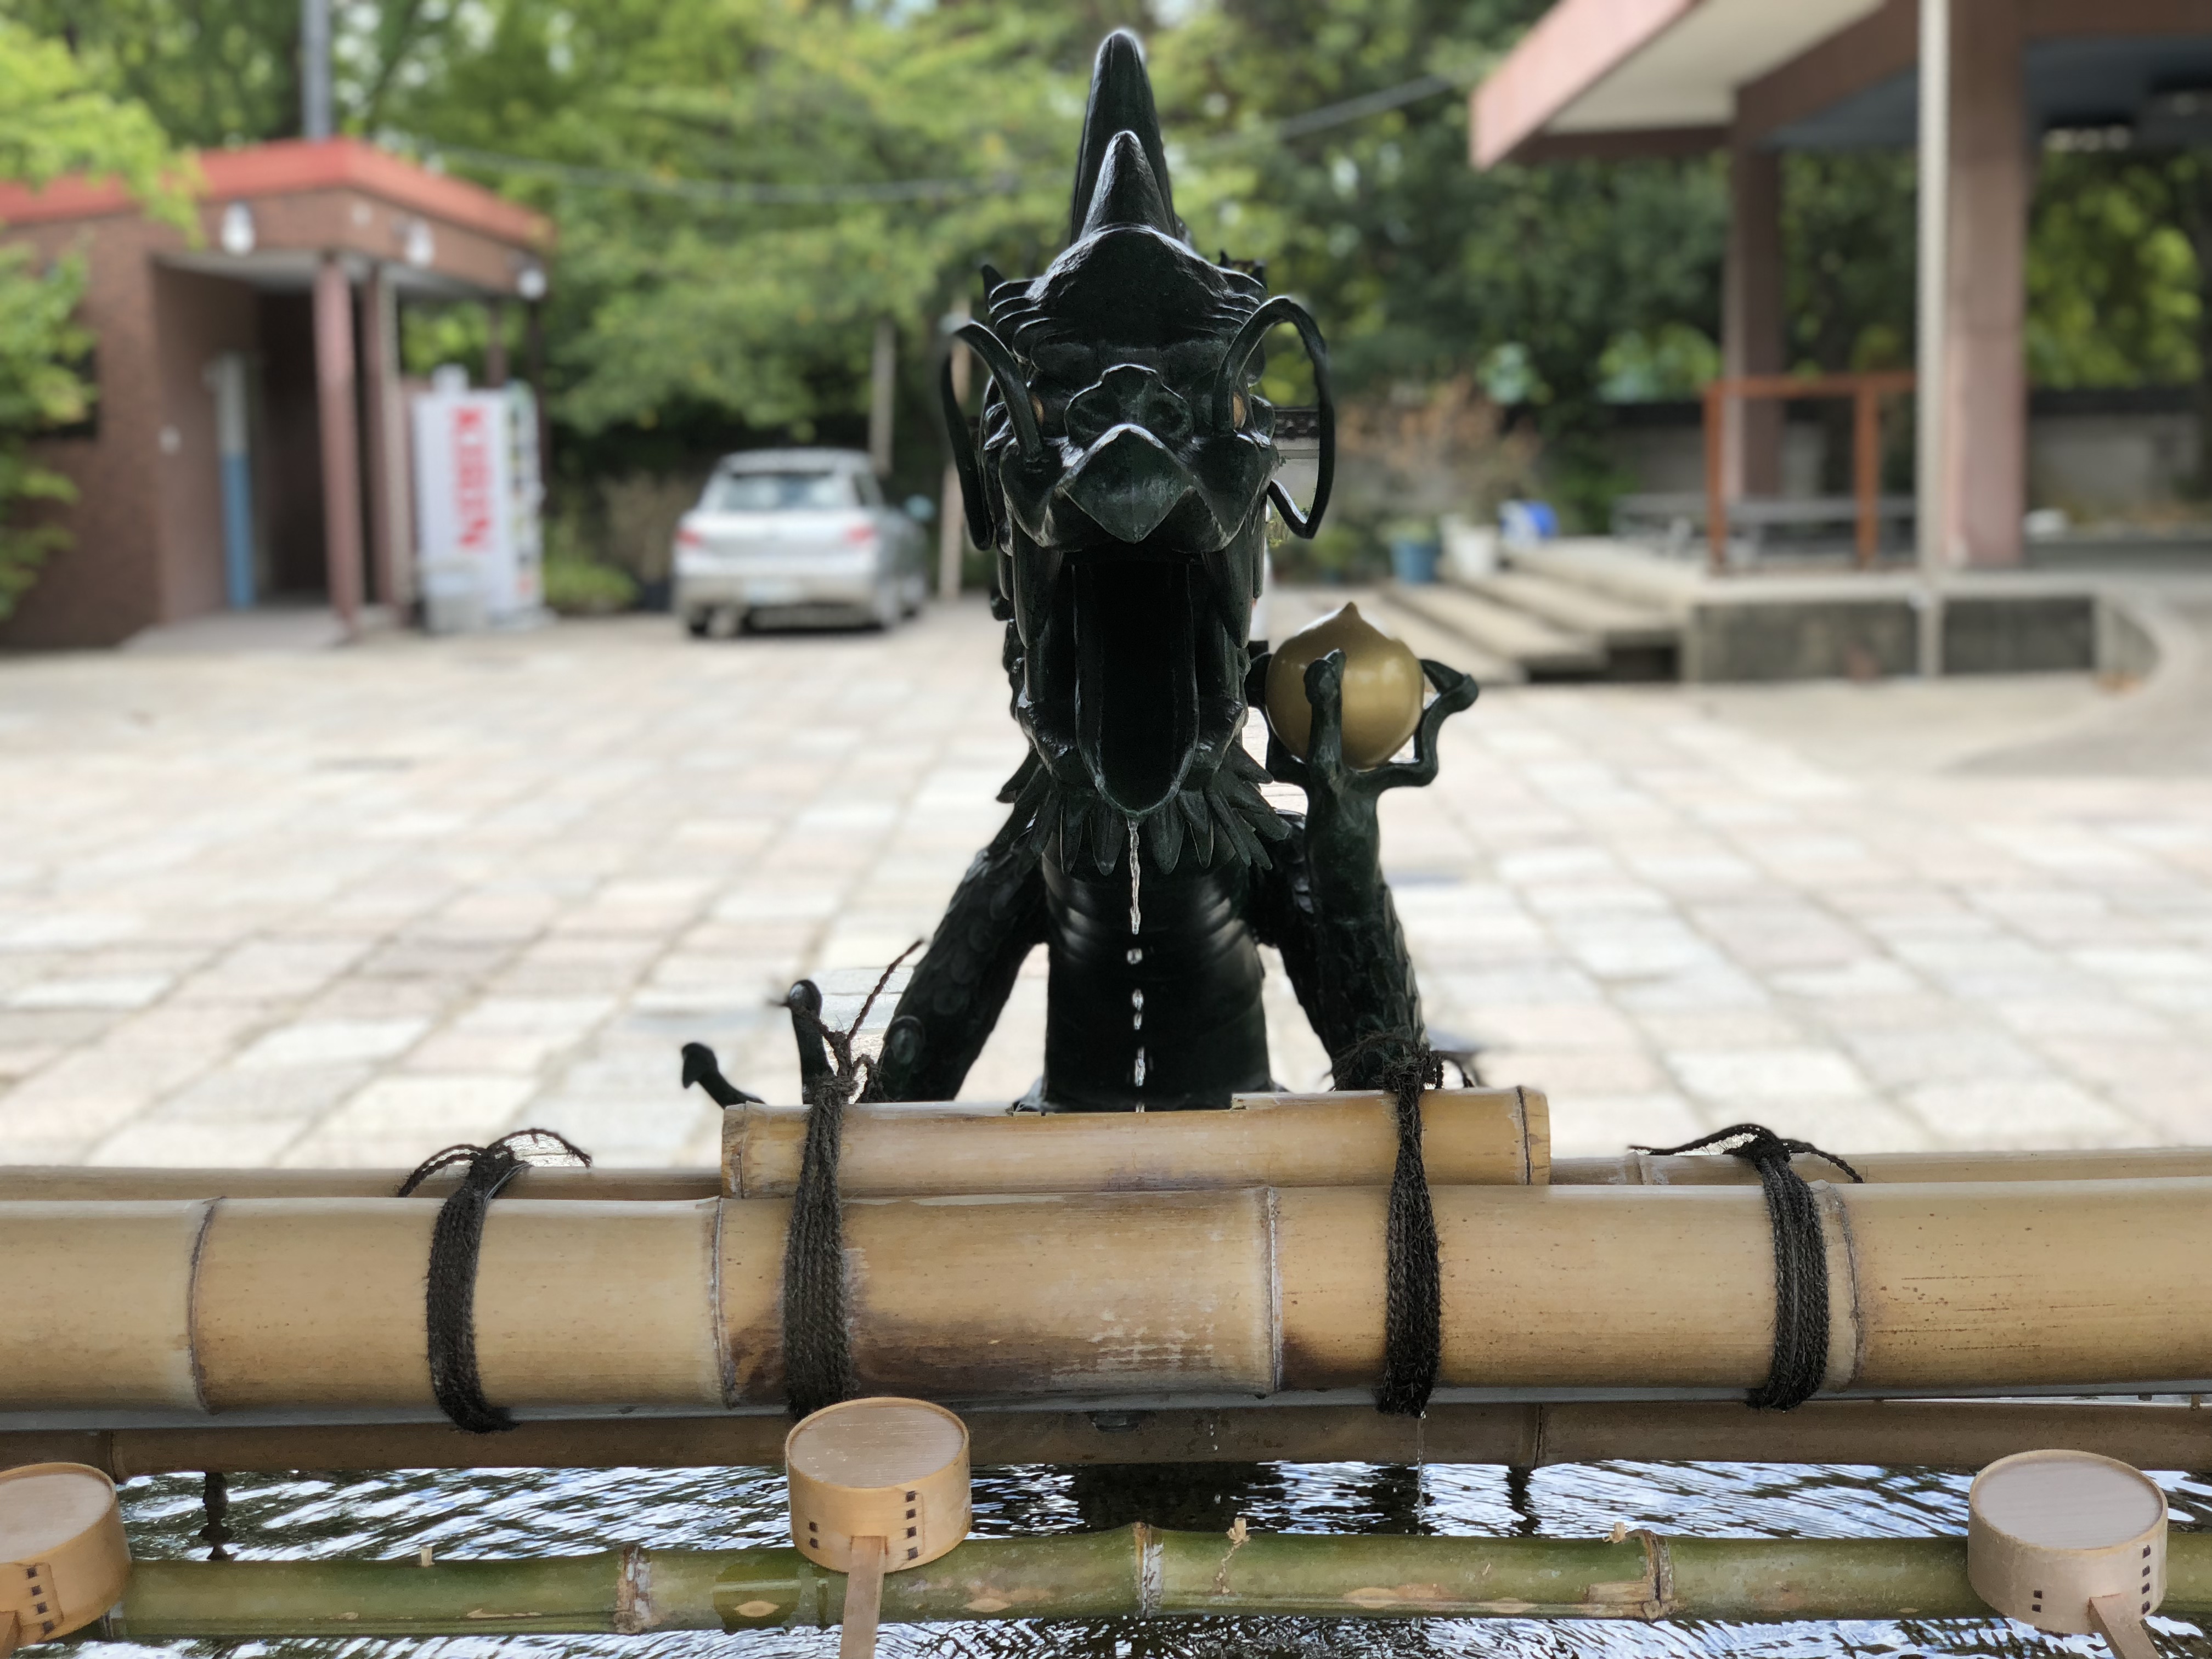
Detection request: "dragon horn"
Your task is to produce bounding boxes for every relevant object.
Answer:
[1069,29,1180,244]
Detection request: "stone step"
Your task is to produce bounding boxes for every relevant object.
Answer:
[1382,580,1606,679]
[1463,569,1679,650]
[1502,537,1705,614]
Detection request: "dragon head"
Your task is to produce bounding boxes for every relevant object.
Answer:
[944,31,1334,872]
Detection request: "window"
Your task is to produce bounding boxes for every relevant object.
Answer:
[706,470,855,512]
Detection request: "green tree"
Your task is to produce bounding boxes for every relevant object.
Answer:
[0,0,459,145]
[369,0,1096,499]
[0,19,185,618]
[1150,0,1727,528]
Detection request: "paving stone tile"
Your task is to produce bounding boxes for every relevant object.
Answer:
[1666,1046,1871,1105]
[1545,1091,1706,1159]
[236,1018,428,1069]
[1,608,2207,1172]
[1901,1078,2152,1149]
[282,1073,536,1166]
[5,974,172,1009]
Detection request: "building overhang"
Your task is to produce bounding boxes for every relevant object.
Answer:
[1472,0,1885,166]
[1475,0,2212,166]
[0,138,551,298]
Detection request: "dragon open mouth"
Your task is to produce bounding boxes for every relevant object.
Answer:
[1074,555,1199,817]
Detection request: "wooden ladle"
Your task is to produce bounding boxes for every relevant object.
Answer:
[786,1398,972,1659]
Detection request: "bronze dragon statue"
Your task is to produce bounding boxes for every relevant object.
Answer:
[868,30,1477,1109]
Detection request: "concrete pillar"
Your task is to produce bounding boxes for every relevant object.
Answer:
[938,304,970,602]
[1942,0,2027,567]
[484,298,508,387]
[312,254,364,631]
[526,300,552,495]
[360,264,413,611]
[1722,142,1785,498]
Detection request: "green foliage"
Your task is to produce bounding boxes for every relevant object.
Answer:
[1598,322,1720,402]
[0,18,191,211]
[1153,0,1727,442]
[0,245,84,614]
[0,20,188,618]
[371,0,1092,506]
[1782,151,1916,376]
[2029,150,2199,388]
[0,0,462,146]
[541,556,639,616]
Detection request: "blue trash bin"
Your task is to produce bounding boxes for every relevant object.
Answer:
[1389,537,1441,584]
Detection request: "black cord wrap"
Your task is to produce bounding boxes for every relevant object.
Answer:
[396,1127,593,1434]
[1632,1123,1865,1412]
[778,945,920,1419]
[1377,1046,1444,1417]
[1331,1030,1448,1418]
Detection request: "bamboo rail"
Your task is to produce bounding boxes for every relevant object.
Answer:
[7,1142,2209,1204]
[95,1528,2212,1637]
[1555,1146,2212,1186]
[8,1400,2209,1478]
[9,1178,2212,1412]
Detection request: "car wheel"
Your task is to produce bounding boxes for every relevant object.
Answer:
[684,610,712,638]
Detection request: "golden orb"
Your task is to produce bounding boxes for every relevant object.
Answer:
[1264,602,1425,769]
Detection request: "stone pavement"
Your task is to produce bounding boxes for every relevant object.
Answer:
[1,596,2207,1171]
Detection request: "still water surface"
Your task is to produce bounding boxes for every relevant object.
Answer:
[82,1460,2212,1659]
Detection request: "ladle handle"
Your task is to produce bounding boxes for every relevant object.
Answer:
[2090,1591,2161,1659]
[839,1534,887,1659]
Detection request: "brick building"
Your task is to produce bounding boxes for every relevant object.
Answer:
[0,138,550,647]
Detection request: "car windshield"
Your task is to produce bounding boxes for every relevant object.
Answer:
[706,470,855,512]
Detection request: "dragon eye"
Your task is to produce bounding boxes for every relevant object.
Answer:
[1032,395,1046,424]
[1232,391,1247,426]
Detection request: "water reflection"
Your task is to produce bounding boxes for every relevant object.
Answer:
[80,1460,2212,1659]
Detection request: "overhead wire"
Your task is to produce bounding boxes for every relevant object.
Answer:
[397,66,1475,210]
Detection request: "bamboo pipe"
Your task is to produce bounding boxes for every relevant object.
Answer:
[726,1088,1547,1195]
[94,1530,2212,1637]
[1553,1146,2212,1186]
[8,1401,2208,1479]
[8,1178,2212,1412]
[0,1168,714,1203]
[0,1090,1547,1206]
[12,1142,2211,1206]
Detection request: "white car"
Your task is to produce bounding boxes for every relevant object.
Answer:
[674,449,932,635]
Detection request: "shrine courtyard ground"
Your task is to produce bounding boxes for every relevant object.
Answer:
[1,590,2207,1172]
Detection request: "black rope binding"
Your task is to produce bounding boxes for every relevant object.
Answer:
[1330,1030,1447,1418]
[197,1470,232,1561]
[778,944,921,1419]
[1631,1123,1865,1411]
[1374,1045,1444,1418]
[397,1127,593,1434]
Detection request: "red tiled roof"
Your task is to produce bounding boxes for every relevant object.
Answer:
[0,136,550,247]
